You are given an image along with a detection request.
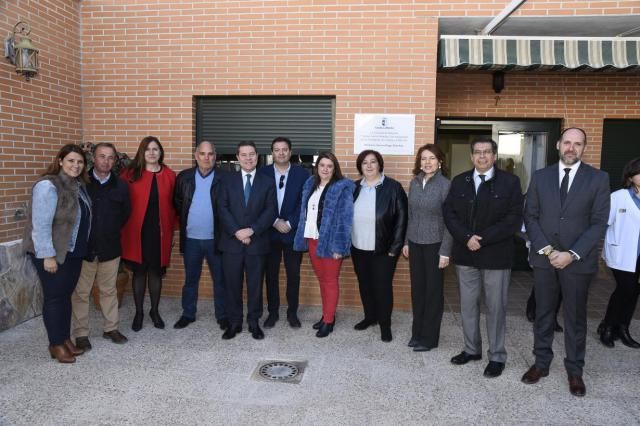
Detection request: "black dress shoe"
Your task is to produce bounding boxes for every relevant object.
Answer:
[316,321,334,338]
[263,314,279,329]
[483,361,505,378]
[380,325,392,342]
[413,344,431,352]
[521,365,549,384]
[75,336,92,351]
[312,317,324,330]
[132,312,143,332]
[103,330,128,344]
[149,310,165,329]
[287,315,301,328]
[217,318,230,331]
[174,316,195,329]
[599,323,615,348]
[354,318,377,330]
[408,337,418,347]
[568,375,586,397]
[450,351,482,365]
[249,325,265,340]
[222,325,242,340]
[614,324,640,349]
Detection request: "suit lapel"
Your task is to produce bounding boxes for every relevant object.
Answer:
[561,163,588,213]
[545,164,562,208]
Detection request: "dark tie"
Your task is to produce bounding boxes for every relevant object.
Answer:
[477,174,486,193]
[244,173,252,205]
[560,168,571,205]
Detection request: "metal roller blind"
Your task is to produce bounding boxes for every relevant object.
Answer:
[196,96,335,155]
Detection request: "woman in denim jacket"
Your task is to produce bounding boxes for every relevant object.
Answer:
[23,144,92,363]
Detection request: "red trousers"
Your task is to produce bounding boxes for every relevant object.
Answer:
[307,238,343,323]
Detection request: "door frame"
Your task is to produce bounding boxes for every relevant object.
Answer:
[435,117,562,166]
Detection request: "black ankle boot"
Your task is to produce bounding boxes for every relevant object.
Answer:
[312,317,324,330]
[132,312,143,332]
[599,323,615,348]
[316,321,334,338]
[380,325,392,342]
[614,325,640,349]
[149,310,165,329]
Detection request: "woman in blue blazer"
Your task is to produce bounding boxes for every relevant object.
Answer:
[294,152,354,337]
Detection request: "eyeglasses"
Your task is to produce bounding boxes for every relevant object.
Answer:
[472,150,494,157]
[279,175,285,189]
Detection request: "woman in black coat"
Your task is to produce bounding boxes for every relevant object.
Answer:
[351,150,407,342]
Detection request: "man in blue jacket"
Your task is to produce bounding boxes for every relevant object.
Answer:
[173,140,228,330]
[259,137,310,328]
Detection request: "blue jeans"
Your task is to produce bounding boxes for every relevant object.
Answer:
[181,238,226,320]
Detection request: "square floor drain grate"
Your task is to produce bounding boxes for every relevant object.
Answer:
[252,360,307,384]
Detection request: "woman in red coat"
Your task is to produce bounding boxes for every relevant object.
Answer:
[121,136,176,331]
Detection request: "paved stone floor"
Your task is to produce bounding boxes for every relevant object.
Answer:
[1,270,639,425]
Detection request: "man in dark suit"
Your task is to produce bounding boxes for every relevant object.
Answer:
[217,141,277,340]
[173,140,228,331]
[443,138,523,379]
[521,127,610,397]
[258,137,310,329]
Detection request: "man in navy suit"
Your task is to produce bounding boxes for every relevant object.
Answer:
[217,141,277,340]
[521,128,610,397]
[259,137,310,329]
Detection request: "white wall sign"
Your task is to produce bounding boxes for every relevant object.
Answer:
[354,114,415,155]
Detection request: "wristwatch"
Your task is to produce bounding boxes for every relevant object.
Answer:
[542,246,554,256]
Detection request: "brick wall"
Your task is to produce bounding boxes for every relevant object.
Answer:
[436,72,640,166]
[80,0,440,310]
[3,0,638,311]
[0,0,82,242]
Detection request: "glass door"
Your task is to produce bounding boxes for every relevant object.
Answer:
[436,118,561,271]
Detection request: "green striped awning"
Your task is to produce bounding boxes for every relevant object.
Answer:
[439,36,640,71]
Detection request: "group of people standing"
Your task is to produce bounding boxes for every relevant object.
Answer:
[24,128,640,399]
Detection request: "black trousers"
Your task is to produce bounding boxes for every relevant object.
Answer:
[264,239,302,316]
[222,251,265,328]
[31,255,83,346]
[603,256,640,327]
[533,267,593,377]
[408,241,444,347]
[351,246,398,327]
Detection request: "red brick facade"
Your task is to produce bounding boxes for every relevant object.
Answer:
[2,1,639,310]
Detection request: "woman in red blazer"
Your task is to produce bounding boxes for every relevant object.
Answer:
[121,136,176,332]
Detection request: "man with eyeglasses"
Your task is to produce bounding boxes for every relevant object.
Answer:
[258,137,310,329]
[173,140,229,331]
[443,138,523,379]
[217,141,277,340]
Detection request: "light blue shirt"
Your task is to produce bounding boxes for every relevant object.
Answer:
[352,175,384,251]
[31,179,90,258]
[274,164,290,214]
[186,170,214,240]
[473,167,495,193]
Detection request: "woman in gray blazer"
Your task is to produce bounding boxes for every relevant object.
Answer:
[402,144,453,352]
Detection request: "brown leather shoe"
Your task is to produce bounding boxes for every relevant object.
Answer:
[568,375,586,397]
[64,339,85,356]
[49,345,76,363]
[521,365,549,384]
[103,330,128,344]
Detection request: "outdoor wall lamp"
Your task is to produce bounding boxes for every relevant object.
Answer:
[4,21,39,81]
[492,71,505,94]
